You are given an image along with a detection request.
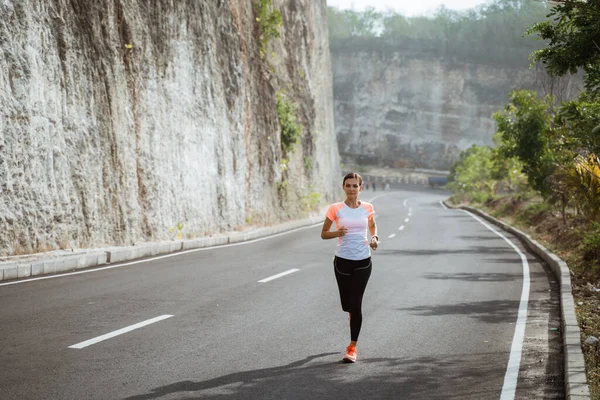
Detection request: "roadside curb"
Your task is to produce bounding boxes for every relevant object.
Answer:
[443,201,590,399]
[0,214,324,283]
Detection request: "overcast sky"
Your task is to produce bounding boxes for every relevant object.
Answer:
[326,0,491,16]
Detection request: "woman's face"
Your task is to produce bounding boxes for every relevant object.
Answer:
[343,178,362,199]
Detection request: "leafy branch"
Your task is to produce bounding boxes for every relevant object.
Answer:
[254,0,283,59]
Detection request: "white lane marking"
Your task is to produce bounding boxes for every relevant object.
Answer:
[461,210,530,400]
[408,213,412,217]
[440,200,448,209]
[68,315,173,349]
[0,223,323,287]
[398,226,405,231]
[404,218,410,223]
[387,233,396,239]
[258,268,299,283]
[409,208,412,212]
[403,199,408,207]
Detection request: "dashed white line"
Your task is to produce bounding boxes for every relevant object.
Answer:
[258,268,299,283]
[408,213,412,217]
[68,315,174,349]
[404,218,410,223]
[398,226,405,231]
[388,233,396,239]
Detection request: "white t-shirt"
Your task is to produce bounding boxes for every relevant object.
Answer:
[326,201,375,260]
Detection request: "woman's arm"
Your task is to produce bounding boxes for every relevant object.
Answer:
[369,216,378,250]
[321,218,347,239]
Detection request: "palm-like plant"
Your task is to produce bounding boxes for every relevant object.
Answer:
[573,154,600,221]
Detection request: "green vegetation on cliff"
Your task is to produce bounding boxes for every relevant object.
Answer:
[254,0,283,59]
[276,92,302,155]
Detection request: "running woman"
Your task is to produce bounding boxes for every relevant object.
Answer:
[321,172,378,363]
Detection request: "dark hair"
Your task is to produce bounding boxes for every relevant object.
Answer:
[343,172,363,186]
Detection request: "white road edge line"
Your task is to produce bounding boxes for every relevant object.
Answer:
[440,200,448,209]
[398,226,405,231]
[258,268,299,283]
[461,210,530,400]
[68,315,174,349]
[387,233,396,239]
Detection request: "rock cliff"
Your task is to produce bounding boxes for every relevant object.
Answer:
[331,38,581,170]
[0,0,340,255]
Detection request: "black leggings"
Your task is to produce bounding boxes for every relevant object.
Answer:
[334,256,372,342]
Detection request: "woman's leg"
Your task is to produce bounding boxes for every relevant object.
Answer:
[349,260,372,342]
[333,257,353,313]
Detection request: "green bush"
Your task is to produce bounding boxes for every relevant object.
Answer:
[581,222,600,263]
[469,191,490,204]
[447,145,497,197]
[303,157,312,172]
[302,191,321,212]
[276,92,302,154]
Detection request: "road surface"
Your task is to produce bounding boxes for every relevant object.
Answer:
[0,187,564,399]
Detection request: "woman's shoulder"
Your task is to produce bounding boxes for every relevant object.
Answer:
[360,202,375,213]
[325,202,345,218]
[327,201,346,210]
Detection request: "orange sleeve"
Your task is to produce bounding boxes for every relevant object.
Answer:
[326,203,343,222]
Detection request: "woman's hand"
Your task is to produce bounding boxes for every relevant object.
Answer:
[337,226,348,237]
[370,236,378,250]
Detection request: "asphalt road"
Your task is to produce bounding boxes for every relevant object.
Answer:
[0,187,564,399]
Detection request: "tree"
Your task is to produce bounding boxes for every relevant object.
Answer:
[555,92,600,156]
[381,12,410,37]
[493,90,556,195]
[527,0,600,97]
[327,7,381,38]
[328,7,352,39]
[447,145,497,199]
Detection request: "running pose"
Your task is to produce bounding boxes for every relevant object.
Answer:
[321,172,378,363]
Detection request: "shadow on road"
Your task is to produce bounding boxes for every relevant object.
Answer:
[377,246,514,257]
[456,235,503,241]
[125,352,506,400]
[422,271,547,282]
[397,299,521,324]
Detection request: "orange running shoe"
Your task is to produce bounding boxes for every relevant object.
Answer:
[343,345,357,363]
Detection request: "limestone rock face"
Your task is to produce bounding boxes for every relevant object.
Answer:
[0,0,340,255]
[331,43,581,170]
